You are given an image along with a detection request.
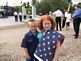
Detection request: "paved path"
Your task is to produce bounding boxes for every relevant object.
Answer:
[0,16,25,26]
[0,16,40,27]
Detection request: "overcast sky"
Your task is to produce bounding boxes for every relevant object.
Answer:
[0,0,81,6]
[72,0,81,4]
[0,0,31,6]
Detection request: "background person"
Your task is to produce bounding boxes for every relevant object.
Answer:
[14,11,18,22]
[53,9,63,31]
[19,12,22,22]
[72,4,81,39]
[66,11,71,30]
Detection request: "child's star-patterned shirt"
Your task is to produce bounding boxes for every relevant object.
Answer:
[34,29,64,61]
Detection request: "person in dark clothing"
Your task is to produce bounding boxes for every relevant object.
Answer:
[29,15,32,19]
[62,9,68,29]
[53,9,63,31]
[21,19,39,61]
[72,4,81,39]
[56,17,62,31]
[62,17,66,28]
[19,12,22,22]
[14,11,18,22]
[24,15,26,19]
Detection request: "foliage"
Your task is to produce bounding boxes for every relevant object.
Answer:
[15,6,21,12]
[32,0,37,5]
[78,3,81,8]
[35,0,69,15]
[22,2,32,13]
[22,2,30,8]
[26,7,32,14]
[69,2,75,13]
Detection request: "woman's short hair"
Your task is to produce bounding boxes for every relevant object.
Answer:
[38,15,56,30]
[74,4,79,7]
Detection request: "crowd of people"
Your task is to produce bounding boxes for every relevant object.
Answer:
[14,11,32,22]
[52,3,81,39]
[21,3,81,61]
[14,11,22,22]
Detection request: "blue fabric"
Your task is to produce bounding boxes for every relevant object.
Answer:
[37,32,43,41]
[21,31,39,56]
[73,8,81,19]
[34,29,64,61]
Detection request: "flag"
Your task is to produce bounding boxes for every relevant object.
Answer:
[34,29,64,61]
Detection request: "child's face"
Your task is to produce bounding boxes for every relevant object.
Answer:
[43,20,51,31]
[28,22,37,33]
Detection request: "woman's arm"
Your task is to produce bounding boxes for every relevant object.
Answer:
[52,40,60,61]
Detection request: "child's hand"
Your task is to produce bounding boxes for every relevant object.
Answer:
[23,53,31,59]
[26,55,31,60]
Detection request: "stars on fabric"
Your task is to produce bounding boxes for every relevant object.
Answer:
[47,32,50,34]
[43,43,45,46]
[47,36,50,39]
[43,38,45,41]
[35,30,64,61]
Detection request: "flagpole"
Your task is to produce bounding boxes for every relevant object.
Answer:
[68,3,71,12]
[67,0,72,12]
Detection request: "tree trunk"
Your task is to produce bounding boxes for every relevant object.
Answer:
[32,5,36,18]
[22,6,26,19]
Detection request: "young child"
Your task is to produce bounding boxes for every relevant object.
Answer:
[34,15,65,61]
[66,11,71,30]
[21,19,39,61]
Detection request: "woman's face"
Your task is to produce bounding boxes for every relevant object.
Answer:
[43,20,51,31]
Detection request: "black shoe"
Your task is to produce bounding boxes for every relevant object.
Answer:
[73,34,79,36]
[73,34,76,36]
[74,35,78,39]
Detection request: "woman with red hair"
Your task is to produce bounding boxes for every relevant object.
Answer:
[34,15,65,61]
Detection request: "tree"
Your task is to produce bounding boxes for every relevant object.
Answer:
[22,2,30,8]
[32,0,37,17]
[22,2,31,13]
[35,0,69,14]
[32,0,37,6]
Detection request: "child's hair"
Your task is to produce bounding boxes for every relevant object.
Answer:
[27,19,35,26]
[29,19,35,22]
[28,19,38,27]
[38,15,56,30]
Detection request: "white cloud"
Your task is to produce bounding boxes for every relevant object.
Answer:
[72,0,81,4]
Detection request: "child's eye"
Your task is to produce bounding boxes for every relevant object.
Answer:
[44,23,50,25]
